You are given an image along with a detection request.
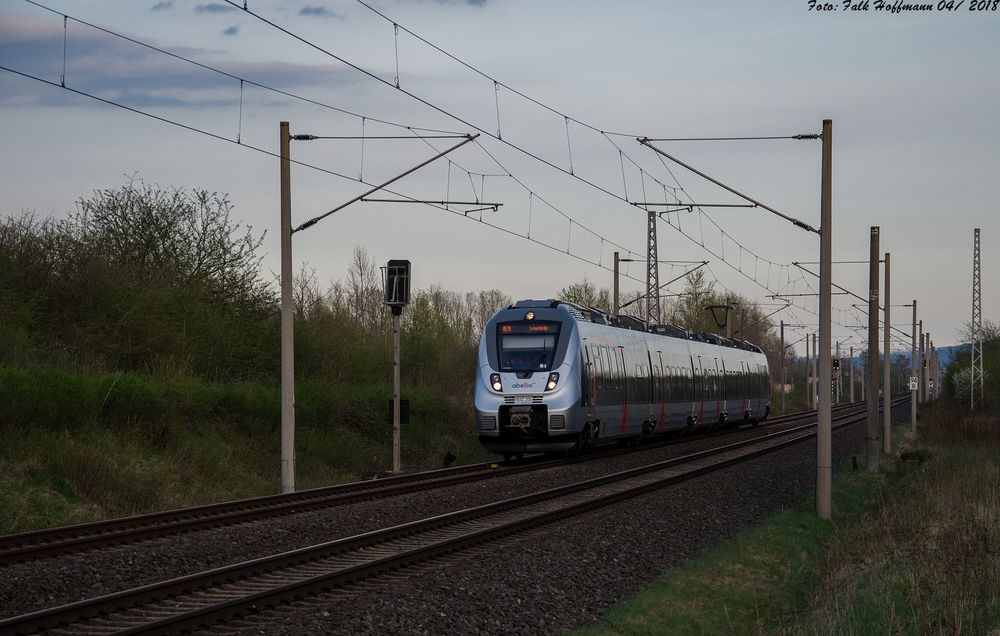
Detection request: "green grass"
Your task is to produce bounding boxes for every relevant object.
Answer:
[793,407,1000,635]
[579,405,1000,635]
[577,463,879,636]
[0,364,491,535]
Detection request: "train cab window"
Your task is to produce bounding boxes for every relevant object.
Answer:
[497,321,561,372]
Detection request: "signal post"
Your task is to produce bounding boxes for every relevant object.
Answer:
[385,260,411,474]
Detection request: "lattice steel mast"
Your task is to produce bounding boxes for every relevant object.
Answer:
[646,209,661,323]
[972,227,984,409]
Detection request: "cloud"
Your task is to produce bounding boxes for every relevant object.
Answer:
[194,3,237,13]
[0,14,360,109]
[299,6,337,17]
[150,1,174,10]
[222,25,239,36]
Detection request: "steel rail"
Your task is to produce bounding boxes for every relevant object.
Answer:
[0,401,875,564]
[0,397,907,635]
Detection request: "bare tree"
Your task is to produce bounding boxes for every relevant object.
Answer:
[558,277,611,312]
[956,319,1000,345]
[345,245,384,337]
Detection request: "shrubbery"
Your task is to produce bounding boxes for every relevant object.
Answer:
[0,178,511,389]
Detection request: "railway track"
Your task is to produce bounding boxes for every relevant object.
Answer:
[0,398,907,635]
[0,401,882,566]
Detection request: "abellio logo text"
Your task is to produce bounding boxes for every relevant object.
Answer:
[511,382,535,389]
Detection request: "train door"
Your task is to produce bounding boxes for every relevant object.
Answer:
[618,346,628,433]
[583,345,594,411]
[688,356,697,423]
[696,355,704,426]
[740,359,748,419]
[717,358,725,423]
[656,351,666,429]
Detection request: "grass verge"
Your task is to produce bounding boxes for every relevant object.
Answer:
[579,405,1000,635]
[0,365,491,535]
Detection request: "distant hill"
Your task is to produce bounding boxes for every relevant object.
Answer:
[792,344,969,371]
[895,344,969,368]
[936,344,969,367]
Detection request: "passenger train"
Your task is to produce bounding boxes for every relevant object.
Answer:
[474,299,771,458]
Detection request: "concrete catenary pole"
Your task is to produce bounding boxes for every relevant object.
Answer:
[921,324,927,404]
[817,118,833,520]
[911,300,917,433]
[279,121,295,493]
[932,343,941,400]
[850,346,855,403]
[613,251,620,315]
[866,226,880,473]
[925,333,931,400]
[883,252,891,455]
[860,349,865,401]
[780,320,786,415]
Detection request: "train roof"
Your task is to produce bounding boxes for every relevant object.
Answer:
[507,299,764,354]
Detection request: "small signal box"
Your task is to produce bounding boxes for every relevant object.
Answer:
[384,260,411,315]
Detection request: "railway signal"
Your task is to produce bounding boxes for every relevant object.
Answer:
[385,260,411,474]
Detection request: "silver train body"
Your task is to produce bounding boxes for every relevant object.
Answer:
[475,300,771,456]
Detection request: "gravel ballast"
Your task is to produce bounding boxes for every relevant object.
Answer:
[0,415,877,632]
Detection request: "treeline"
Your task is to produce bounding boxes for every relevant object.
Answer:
[2,178,807,397]
[558,271,786,375]
[944,320,999,407]
[0,179,510,389]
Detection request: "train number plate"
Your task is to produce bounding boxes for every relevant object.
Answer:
[513,395,533,404]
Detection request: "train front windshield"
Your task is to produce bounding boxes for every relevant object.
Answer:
[497,321,561,372]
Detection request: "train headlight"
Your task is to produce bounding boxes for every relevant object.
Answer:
[490,373,503,392]
[545,372,560,391]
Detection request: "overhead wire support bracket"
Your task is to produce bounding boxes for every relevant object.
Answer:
[632,202,757,209]
[636,137,821,235]
[361,198,502,208]
[293,133,479,233]
[618,261,709,311]
[305,135,470,140]
[642,134,821,142]
[768,293,849,298]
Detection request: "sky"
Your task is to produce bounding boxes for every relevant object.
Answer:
[1,0,998,351]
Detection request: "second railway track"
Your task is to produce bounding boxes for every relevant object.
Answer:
[0,398,906,635]
[0,401,876,565]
